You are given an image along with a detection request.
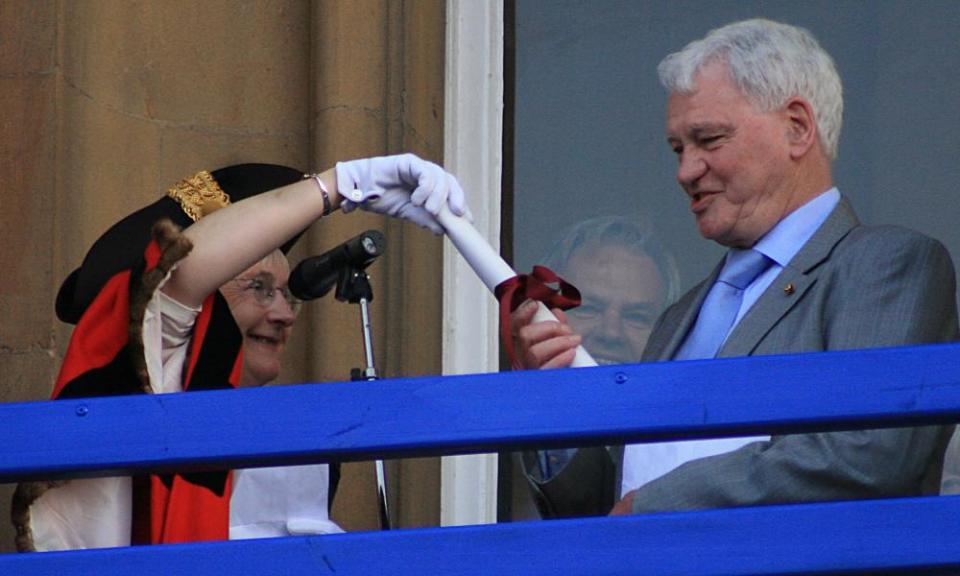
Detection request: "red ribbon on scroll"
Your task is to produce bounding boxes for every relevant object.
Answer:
[494,265,582,370]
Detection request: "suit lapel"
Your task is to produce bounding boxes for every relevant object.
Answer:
[718,197,860,358]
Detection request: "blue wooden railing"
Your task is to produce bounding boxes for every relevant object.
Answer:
[3,343,960,574]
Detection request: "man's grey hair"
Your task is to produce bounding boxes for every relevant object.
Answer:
[658,18,843,160]
[542,215,682,306]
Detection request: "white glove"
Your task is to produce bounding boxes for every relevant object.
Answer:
[335,153,470,234]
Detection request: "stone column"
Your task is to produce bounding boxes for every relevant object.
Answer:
[0,0,60,553]
[307,0,444,532]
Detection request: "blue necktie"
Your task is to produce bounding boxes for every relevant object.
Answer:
[675,249,771,360]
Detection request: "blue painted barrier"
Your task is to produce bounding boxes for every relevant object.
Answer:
[2,343,959,573]
[5,497,960,575]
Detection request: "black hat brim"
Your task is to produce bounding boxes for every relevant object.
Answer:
[56,163,306,324]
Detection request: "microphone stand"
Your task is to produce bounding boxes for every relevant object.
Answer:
[336,265,391,531]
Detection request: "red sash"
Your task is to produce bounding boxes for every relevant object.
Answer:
[53,240,240,544]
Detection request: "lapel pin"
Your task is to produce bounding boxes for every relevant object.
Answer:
[784,282,796,295]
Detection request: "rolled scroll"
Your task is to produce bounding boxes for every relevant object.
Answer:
[437,207,597,368]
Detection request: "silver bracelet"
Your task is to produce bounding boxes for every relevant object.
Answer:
[304,173,332,216]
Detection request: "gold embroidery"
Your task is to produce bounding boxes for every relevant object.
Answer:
[166,170,231,221]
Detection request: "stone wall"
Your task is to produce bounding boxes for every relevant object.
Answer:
[0,0,445,551]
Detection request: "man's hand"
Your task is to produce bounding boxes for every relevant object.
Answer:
[335,153,470,234]
[608,490,636,516]
[512,300,582,370]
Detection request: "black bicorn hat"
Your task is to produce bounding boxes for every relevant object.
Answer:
[55,163,306,324]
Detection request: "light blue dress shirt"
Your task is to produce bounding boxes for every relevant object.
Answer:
[721,187,840,345]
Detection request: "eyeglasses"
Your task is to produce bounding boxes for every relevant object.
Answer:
[233,275,302,314]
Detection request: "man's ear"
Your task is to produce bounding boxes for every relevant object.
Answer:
[783,97,818,159]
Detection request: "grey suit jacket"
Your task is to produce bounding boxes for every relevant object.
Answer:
[524,198,958,518]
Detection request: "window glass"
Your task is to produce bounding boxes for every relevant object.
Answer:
[507,0,960,520]
[514,0,960,303]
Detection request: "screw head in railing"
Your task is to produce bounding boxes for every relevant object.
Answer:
[75,405,89,417]
[614,372,628,384]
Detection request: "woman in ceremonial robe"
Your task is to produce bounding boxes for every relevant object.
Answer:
[13,155,467,550]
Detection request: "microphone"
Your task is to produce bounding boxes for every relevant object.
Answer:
[288,230,385,300]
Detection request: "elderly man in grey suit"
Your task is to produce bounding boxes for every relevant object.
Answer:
[512,18,958,518]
